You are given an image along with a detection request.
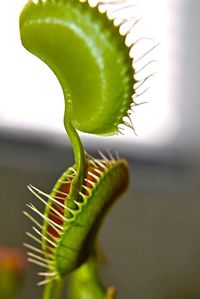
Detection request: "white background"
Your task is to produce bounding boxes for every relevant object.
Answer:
[1,0,199,157]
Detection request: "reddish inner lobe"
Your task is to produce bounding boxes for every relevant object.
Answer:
[47,182,70,239]
[47,166,101,240]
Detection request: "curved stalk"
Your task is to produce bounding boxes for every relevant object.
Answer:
[63,90,87,211]
[69,257,117,299]
[42,279,64,299]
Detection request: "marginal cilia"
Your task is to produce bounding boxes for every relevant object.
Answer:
[24,152,128,285]
[21,0,154,290]
[20,0,155,137]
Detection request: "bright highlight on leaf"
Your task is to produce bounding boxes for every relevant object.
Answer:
[19,0,137,136]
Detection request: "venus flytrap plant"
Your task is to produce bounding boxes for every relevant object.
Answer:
[19,0,148,298]
[26,153,128,299]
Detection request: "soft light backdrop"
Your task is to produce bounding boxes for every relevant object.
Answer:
[0,0,178,145]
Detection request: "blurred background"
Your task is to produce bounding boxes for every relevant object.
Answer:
[0,0,200,298]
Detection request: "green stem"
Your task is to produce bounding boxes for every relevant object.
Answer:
[42,92,86,299]
[42,279,64,299]
[69,257,105,299]
[63,90,86,210]
[69,257,116,299]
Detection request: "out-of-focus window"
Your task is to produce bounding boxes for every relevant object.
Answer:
[1,0,198,155]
